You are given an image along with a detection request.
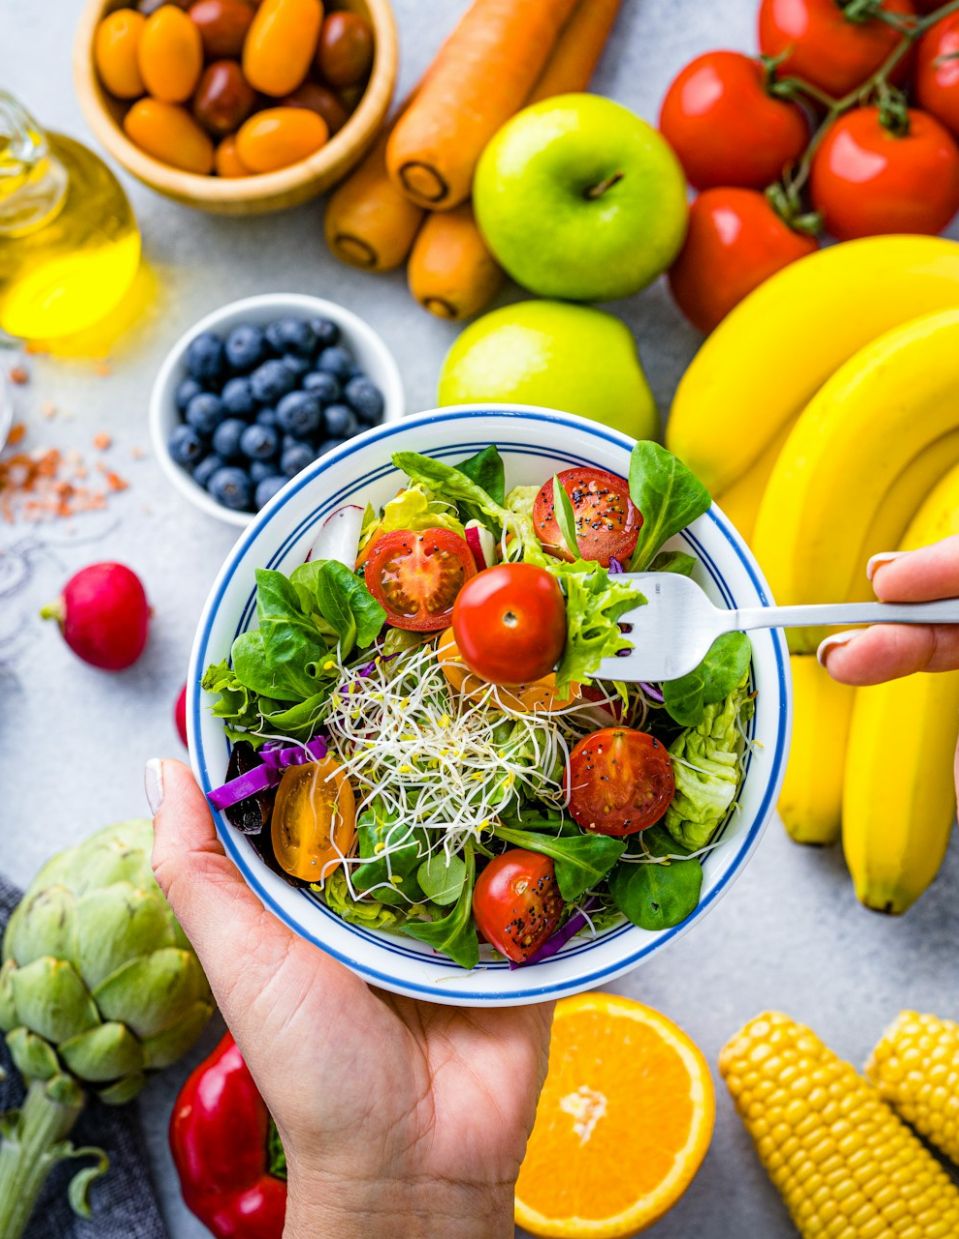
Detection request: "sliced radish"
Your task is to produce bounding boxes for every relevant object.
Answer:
[464,520,496,571]
[306,504,364,567]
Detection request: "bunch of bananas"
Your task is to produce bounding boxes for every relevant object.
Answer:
[667,234,959,914]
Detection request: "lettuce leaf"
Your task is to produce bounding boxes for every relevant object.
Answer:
[552,562,644,696]
[323,868,401,931]
[359,484,465,553]
[662,630,751,728]
[628,441,711,571]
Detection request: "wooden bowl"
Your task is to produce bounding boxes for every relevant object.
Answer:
[73,0,397,215]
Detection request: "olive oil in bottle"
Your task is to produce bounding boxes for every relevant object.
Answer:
[0,91,140,341]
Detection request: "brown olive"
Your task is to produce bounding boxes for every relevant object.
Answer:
[192,60,256,135]
[315,11,373,89]
[188,0,255,58]
[281,81,348,135]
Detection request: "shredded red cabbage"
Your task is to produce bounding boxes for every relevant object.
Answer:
[509,902,597,969]
[608,556,624,574]
[207,736,328,810]
[640,682,665,702]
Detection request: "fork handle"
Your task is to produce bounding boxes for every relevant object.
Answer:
[732,598,959,631]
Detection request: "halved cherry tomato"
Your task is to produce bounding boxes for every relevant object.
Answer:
[532,467,641,568]
[659,51,809,191]
[451,563,566,685]
[437,628,578,712]
[566,727,675,836]
[271,755,356,882]
[472,849,564,963]
[758,0,916,97]
[917,13,959,139]
[669,188,818,334]
[810,106,959,239]
[364,527,475,631]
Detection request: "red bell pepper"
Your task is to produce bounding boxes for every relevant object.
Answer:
[170,1032,287,1239]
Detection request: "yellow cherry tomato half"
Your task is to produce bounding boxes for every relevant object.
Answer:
[436,629,579,714]
[271,755,356,883]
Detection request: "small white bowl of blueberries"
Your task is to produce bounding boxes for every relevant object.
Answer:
[150,293,404,526]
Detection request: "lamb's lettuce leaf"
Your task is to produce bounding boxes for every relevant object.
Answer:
[400,843,479,969]
[608,825,703,930]
[628,441,711,571]
[662,631,751,727]
[493,822,625,903]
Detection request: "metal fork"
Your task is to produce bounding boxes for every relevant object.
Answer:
[596,573,959,683]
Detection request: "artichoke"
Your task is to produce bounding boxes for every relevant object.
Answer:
[0,820,214,1237]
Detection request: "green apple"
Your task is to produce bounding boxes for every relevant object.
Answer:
[474,93,687,302]
[437,299,657,440]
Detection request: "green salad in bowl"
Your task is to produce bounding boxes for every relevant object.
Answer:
[201,437,755,971]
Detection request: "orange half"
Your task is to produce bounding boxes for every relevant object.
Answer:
[515,994,715,1238]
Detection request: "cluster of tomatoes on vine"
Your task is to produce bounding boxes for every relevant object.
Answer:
[659,0,959,334]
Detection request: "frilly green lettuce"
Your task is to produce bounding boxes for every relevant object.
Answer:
[664,673,753,852]
[322,869,401,930]
[359,484,464,552]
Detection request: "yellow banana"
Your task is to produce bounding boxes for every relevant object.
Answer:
[753,308,959,651]
[779,655,854,846]
[715,424,791,546]
[667,235,959,495]
[843,462,959,915]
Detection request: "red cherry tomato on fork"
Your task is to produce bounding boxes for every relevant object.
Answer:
[758,0,916,97]
[668,188,818,334]
[532,467,641,568]
[810,106,959,238]
[659,50,809,191]
[917,14,959,139]
[452,563,567,686]
[566,728,675,837]
[472,849,565,963]
[364,527,476,631]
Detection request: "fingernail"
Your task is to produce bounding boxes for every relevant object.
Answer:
[145,759,164,816]
[817,630,860,667]
[866,550,906,581]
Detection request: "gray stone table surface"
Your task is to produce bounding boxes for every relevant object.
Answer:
[3,1,959,1237]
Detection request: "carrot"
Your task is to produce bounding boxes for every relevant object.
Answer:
[386,0,579,211]
[324,129,425,271]
[527,0,623,103]
[407,204,504,320]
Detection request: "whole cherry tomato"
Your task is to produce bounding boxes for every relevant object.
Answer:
[472,849,564,963]
[810,105,959,238]
[452,563,566,685]
[364,527,476,632]
[668,188,818,334]
[758,0,916,97]
[917,13,959,138]
[659,51,809,191]
[566,727,676,836]
[532,466,641,568]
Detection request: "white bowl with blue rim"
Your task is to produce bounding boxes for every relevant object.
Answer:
[188,405,791,1006]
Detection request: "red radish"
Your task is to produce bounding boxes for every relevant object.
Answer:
[40,562,150,670]
[175,683,188,746]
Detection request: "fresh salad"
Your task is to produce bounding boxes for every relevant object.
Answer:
[202,441,755,969]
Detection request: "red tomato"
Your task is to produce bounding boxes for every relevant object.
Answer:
[810,106,959,238]
[917,14,959,138]
[472,849,564,963]
[659,51,809,191]
[451,563,566,685]
[668,188,818,334]
[566,728,675,837]
[758,0,916,96]
[364,528,475,632]
[532,467,641,568]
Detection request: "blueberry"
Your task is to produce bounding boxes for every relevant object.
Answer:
[276,390,322,438]
[175,376,204,414]
[323,402,358,439]
[250,358,296,404]
[192,454,224,489]
[266,317,317,358]
[185,392,225,436]
[221,376,256,417]
[302,370,341,403]
[255,407,278,428]
[209,466,253,511]
[310,317,340,349]
[317,345,354,380]
[212,417,247,461]
[249,460,275,484]
[282,353,310,379]
[344,376,384,423]
[281,442,315,477]
[225,324,267,373]
[169,424,204,467]
[255,474,288,509]
[240,423,279,461]
[185,331,225,384]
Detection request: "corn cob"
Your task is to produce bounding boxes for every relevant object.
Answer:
[866,1011,959,1168]
[719,1011,959,1237]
